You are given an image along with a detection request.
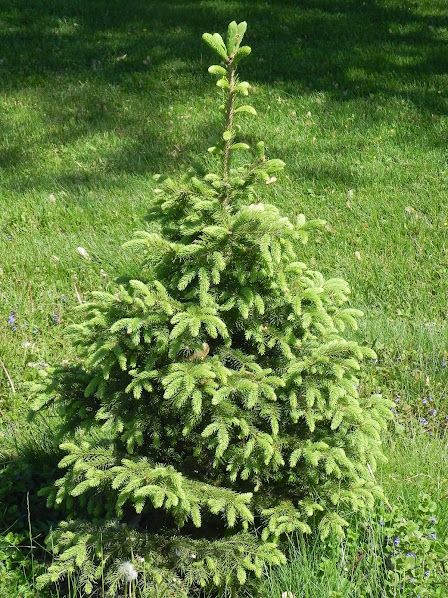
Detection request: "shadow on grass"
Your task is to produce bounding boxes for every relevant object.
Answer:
[0,418,61,535]
[0,0,446,186]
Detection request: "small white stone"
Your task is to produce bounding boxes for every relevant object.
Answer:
[76,246,90,260]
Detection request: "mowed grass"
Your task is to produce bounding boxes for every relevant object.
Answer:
[0,0,447,595]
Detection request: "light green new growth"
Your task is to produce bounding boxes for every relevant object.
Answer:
[32,21,392,597]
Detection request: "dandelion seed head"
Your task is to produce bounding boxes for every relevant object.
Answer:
[118,561,138,582]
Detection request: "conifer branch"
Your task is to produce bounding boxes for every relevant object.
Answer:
[222,61,236,196]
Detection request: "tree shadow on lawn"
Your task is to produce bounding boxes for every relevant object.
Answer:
[0,0,446,187]
[0,417,61,535]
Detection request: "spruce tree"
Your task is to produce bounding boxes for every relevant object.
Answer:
[33,21,392,597]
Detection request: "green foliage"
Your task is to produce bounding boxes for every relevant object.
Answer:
[0,532,38,597]
[260,493,448,597]
[379,494,448,596]
[31,21,392,596]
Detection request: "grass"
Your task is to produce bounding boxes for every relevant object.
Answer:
[260,432,448,597]
[0,0,447,595]
[258,532,388,597]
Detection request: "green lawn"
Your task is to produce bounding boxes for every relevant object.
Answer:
[1,0,447,595]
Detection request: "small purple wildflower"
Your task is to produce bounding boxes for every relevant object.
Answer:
[393,537,400,547]
[7,311,17,331]
[428,408,437,417]
[419,417,428,426]
[424,570,430,577]
[50,312,61,325]
[406,551,416,557]
[422,398,428,405]
[428,532,437,540]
